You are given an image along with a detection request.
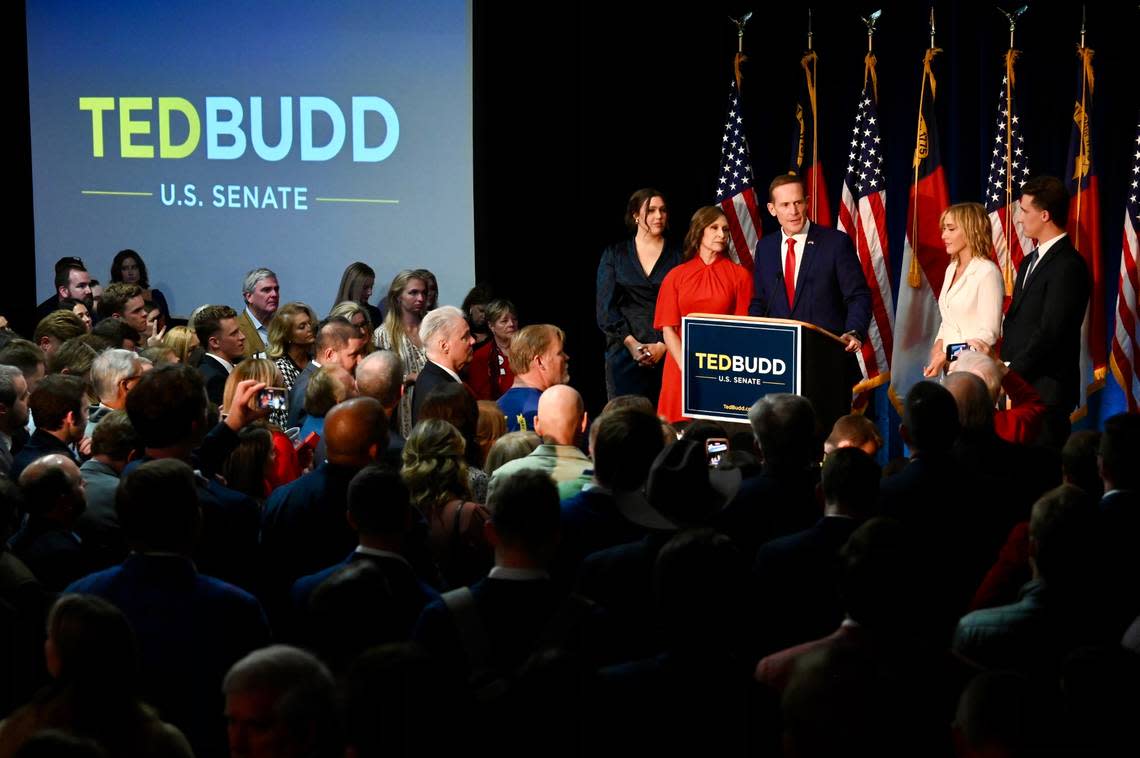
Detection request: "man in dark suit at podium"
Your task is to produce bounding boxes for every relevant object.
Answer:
[748,175,870,353]
[1000,176,1090,449]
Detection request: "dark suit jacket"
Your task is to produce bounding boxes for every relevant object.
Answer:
[1001,236,1090,410]
[7,517,91,592]
[748,222,872,339]
[410,360,460,428]
[9,429,77,482]
[714,467,822,560]
[197,354,231,407]
[286,361,318,429]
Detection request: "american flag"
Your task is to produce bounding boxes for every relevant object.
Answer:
[715,80,761,271]
[837,72,894,396]
[1066,46,1106,421]
[1110,116,1140,412]
[984,57,1033,302]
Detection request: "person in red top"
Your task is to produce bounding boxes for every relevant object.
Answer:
[653,206,753,422]
[465,299,517,401]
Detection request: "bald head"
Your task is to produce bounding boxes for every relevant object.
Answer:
[355,350,402,411]
[19,454,85,522]
[942,372,994,434]
[533,384,586,446]
[323,396,388,466]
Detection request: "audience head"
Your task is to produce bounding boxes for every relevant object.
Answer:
[748,393,819,470]
[327,301,372,338]
[34,311,86,358]
[419,383,481,466]
[601,393,655,416]
[1019,176,1069,236]
[824,413,883,456]
[948,349,1004,401]
[19,454,85,524]
[939,202,994,264]
[509,324,568,389]
[838,517,923,629]
[476,399,507,462]
[334,261,375,306]
[1098,412,1140,492]
[1062,430,1103,498]
[943,371,995,435]
[44,594,138,693]
[138,345,176,366]
[638,439,741,529]
[902,380,960,456]
[91,317,139,351]
[195,304,245,362]
[162,325,199,364]
[461,283,495,335]
[484,430,542,475]
[266,302,317,361]
[821,447,880,518]
[315,316,367,373]
[47,339,99,382]
[242,267,280,322]
[486,468,560,563]
[0,364,31,436]
[401,418,469,510]
[323,396,387,467]
[534,384,586,446]
[354,350,402,412]
[59,298,94,332]
[222,645,340,758]
[88,279,103,307]
[682,205,728,260]
[126,364,209,450]
[97,282,147,334]
[110,249,150,288]
[304,364,357,418]
[420,305,474,372]
[1028,484,1095,586]
[91,348,146,409]
[54,258,92,303]
[0,339,47,392]
[222,426,274,500]
[484,298,518,346]
[382,270,428,327]
[654,528,748,651]
[29,374,87,440]
[591,407,665,491]
[952,670,1058,758]
[117,458,201,554]
[223,358,287,413]
[347,465,412,538]
[412,268,439,310]
[90,409,140,466]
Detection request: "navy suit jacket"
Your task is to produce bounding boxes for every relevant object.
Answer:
[410,360,459,428]
[287,361,319,429]
[748,222,871,339]
[197,354,231,407]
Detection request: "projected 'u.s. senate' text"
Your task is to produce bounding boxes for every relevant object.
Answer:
[79,96,400,211]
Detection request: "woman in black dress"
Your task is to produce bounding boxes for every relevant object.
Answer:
[596,188,682,403]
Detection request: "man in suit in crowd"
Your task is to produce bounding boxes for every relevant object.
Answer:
[34,257,92,323]
[287,317,368,429]
[748,174,871,352]
[1000,175,1090,448]
[76,409,138,569]
[354,349,405,451]
[9,454,90,591]
[97,282,151,342]
[0,365,30,478]
[10,374,87,481]
[410,305,475,427]
[236,267,280,358]
[194,305,247,407]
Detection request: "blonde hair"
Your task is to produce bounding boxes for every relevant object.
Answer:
[328,301,372,334]
[377,270,426,351]
[476,400,508,463]
[163,325,198,364]
[266,302,318,360]
[940,202,995,264]
[508,324,564,373]
[484,431,542,475]
[401,419,470,515]
[222,358,285,412]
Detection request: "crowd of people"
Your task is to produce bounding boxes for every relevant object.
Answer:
[0,190,1136,757]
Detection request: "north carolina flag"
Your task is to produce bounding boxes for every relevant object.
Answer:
[889,48,950,411]
[788,51,832,228]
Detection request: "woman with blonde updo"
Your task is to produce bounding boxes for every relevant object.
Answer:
[265,302,318,393]
[923,202,1004,377]
[401,419,490,588]
[162,325,199,365]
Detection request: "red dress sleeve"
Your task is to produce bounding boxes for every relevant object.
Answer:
[654,266,683,330]
[268,429,302,489]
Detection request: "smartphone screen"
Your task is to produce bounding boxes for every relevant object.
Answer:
[257,387,288,411]
[705,438,729,467]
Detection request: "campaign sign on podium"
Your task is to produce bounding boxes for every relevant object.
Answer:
[681,315,800,422]
[681,314,851,428]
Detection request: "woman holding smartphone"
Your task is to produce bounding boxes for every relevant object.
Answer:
[923,202,1004,377]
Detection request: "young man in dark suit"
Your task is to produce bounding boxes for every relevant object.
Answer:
[194,305,246,407]
[1000,176,1090,449]
[748,174,871,352]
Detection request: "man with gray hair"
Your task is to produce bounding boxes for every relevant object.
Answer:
[355,349,405,449]
[0,364,30,477]
[223,644,341,758]
[86,348,148,437]
[410,305,474,427]
[951,342,1046,445]
[237,267,280,358]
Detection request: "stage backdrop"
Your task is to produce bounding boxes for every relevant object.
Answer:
[26,0,474,317]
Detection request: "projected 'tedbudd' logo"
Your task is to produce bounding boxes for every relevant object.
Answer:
[78,96,400,211]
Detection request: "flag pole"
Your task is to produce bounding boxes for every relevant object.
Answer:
[729,12,752,90]
[1073,5,1093,252]
[909,9,940,289]
[860,10,881,98]
[997,4,1028,295]
[805,9,820,222]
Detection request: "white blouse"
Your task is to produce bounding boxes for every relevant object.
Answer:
[934,255,1004,346]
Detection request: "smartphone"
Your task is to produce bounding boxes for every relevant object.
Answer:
[295,430,320,453]
[705,437,729,467]
[256,386,289,411]
[946,342,969,362]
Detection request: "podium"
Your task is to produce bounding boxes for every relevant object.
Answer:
[681,314,854,432]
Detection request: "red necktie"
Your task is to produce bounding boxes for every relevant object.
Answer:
[784,237,797,309]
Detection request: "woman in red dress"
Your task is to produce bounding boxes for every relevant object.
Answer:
[653,206,753,422]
